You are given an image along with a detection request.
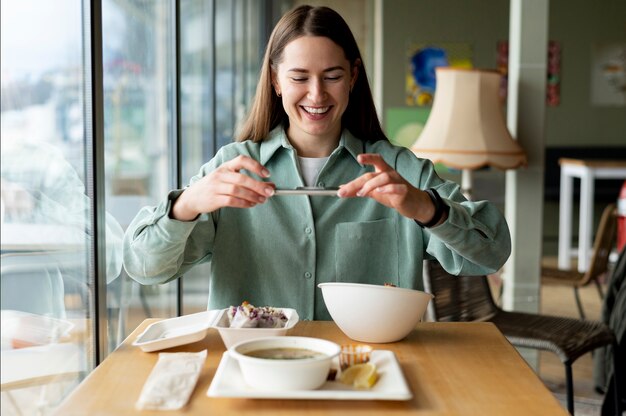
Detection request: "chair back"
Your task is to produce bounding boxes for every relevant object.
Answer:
[585,203,617,284]
[424,260,499,322]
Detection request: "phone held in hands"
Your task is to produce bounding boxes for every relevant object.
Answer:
[273,186,339,196]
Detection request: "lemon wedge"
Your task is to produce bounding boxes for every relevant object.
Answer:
[339,363,378,389]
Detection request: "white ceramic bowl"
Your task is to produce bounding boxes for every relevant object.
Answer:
[229,336,340,391]
[318,282,433,343]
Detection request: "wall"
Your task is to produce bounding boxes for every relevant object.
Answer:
[546,0,626,147]
[380,0,510,117]
[380,0,626,148]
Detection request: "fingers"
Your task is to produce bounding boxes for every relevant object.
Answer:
[183,156,276,214]
[216,170,275,200]
[216,155,275,198]
[338,154,397,197]
[357,153,391,172]
[337,173,374,197]
[225,155,270,178]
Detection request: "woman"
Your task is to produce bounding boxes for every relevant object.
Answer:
[123,5,511,320]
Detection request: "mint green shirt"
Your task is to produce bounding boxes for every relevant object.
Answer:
[123,128,511,320]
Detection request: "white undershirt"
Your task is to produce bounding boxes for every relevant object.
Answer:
[298,156,329,187]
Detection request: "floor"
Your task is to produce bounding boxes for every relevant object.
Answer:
[534,258,609,415]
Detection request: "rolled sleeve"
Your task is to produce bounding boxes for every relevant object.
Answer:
[427,197,511,275]
[123,189,213,285]
[390,147,511,276]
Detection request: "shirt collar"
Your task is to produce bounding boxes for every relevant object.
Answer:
[260,127,292,166]
[339,129,365,161]
[260,126,364,165]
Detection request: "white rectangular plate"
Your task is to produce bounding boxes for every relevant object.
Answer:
[207,350,412,400]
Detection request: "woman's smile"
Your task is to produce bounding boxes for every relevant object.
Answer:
[301,105,332,118]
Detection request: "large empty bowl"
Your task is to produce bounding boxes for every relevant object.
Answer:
[318,282,433,343]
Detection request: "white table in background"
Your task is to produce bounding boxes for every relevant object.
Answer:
[558,158,626,272]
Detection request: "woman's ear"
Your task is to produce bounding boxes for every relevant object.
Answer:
[271,72,281,96]
[350,59,361,91]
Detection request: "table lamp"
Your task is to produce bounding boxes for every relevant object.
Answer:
[411,67,527,199]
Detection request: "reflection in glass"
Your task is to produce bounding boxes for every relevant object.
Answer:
[179,0,215,314]
[102,0,177,351]
[1,0,275,412]
[179,0,266,315]
[1,0,96,413]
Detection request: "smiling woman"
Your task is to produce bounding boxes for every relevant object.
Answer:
[123,5,512,323]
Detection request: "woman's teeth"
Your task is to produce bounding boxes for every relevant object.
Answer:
[303,106,330,114]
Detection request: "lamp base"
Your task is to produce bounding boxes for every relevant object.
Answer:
[461,169,473,200]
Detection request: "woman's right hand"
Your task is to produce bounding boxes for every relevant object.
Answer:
[171,155,275,221]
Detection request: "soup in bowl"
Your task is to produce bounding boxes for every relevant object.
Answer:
[229,336,341,391]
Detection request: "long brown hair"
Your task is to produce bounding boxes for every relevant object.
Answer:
[236,5,388,143]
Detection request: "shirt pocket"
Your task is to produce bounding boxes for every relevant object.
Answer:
[335,218,399,286]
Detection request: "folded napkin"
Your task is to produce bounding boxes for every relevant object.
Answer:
[136,349,207,410]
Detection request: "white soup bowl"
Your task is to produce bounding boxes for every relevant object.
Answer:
[229,336,340,391]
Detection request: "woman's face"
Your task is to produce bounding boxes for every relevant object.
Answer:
[273,36,357,154]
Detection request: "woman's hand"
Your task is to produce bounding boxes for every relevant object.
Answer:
[337,154,442,224]
[171,155,275,221]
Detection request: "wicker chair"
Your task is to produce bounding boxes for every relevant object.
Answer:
[424,260,621,415]
[542,203,618,320]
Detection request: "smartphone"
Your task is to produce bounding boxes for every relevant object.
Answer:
[273,186,340,196]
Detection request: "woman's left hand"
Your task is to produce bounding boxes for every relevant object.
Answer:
[337,153,437,223]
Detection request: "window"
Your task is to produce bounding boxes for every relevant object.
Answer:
[1,1,94,414]
[180,0,269,315]
[102,0,178,353]
[1,0,272,413]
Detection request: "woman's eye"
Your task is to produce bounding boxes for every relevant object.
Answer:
[325,76,342,81]
[290,77,307,82]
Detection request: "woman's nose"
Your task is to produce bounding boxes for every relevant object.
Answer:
[307,78,327,101]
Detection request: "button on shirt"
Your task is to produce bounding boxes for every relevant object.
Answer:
[123,127,511,320]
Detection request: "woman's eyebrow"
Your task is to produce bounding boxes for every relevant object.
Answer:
[287,66,346,73]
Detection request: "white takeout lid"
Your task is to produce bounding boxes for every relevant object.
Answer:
[132,309,223,352]
[132,307,299,352]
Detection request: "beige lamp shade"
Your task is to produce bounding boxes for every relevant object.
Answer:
[411,68,527,170]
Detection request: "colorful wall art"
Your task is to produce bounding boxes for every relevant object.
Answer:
[496,40,561,107]
[406,42,472,107]
[590,42,626,106]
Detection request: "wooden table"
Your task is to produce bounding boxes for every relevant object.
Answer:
[53,320,567,416]
[558,158,626,271]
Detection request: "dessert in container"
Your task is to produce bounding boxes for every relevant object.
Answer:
[339,344,373,370]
